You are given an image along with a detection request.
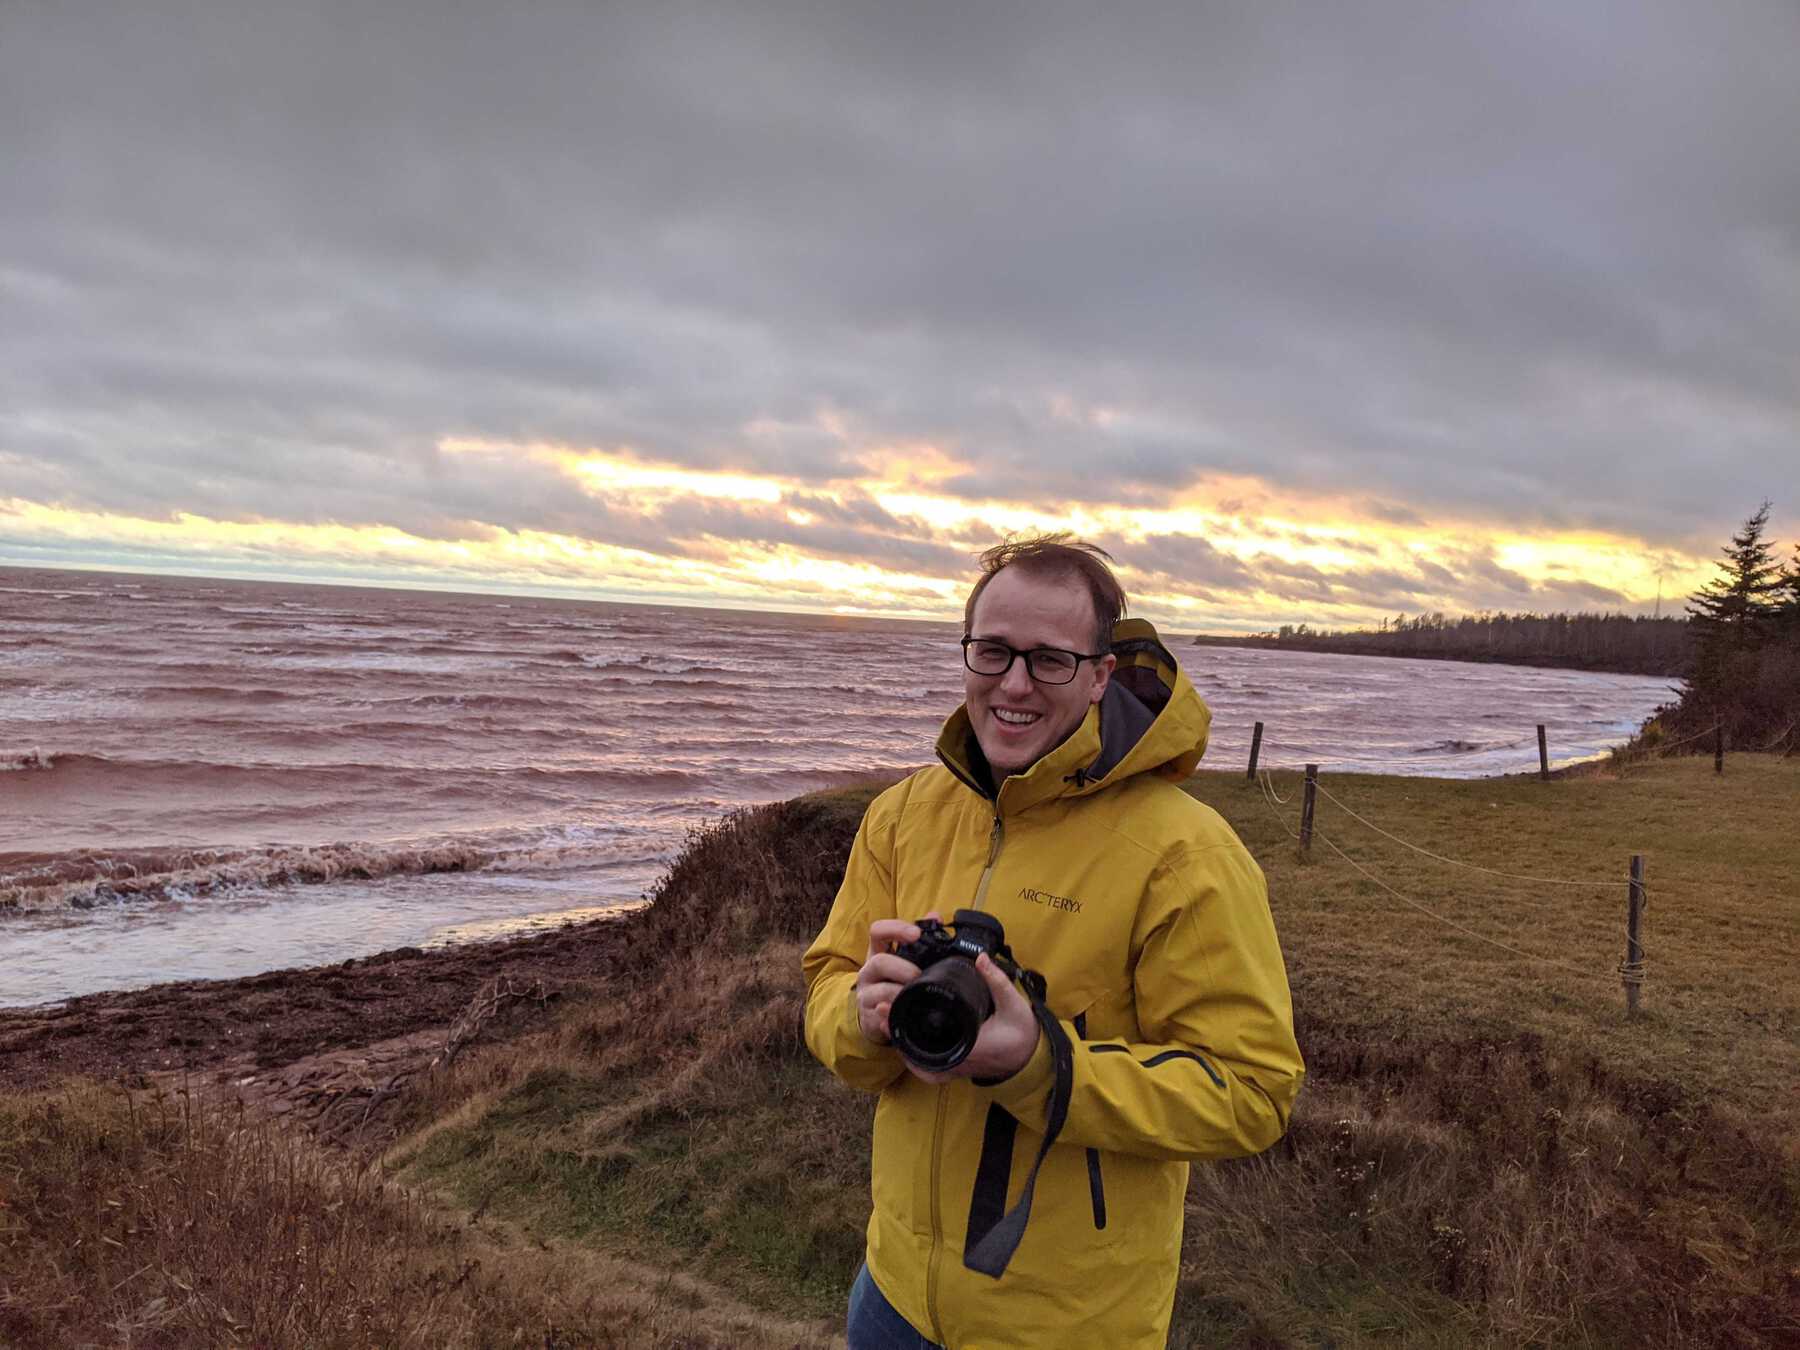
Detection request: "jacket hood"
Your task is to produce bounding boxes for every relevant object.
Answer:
[936,617,1212,809]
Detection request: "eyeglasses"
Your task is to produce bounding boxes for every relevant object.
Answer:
[961,636,1108,685]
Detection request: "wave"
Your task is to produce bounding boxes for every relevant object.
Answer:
[500,618,619,633]
[457,764,709,792]
[136,685,302,704]
[619,697,763,717]
[222,611,429,633]
[546,652,744,677]
[166,717,472,743]
[215,604,356,619]
[134,659,356,680]
[413,641,500,656]
[1,749,56,772]
[1409,736,1526,755]
[0,840,487,909]
[577,671,916,700]
[0,824,668,912]
[518,650,803,679]
[1,749,709,796]
[736,765,910,795]
[373,692,569,712]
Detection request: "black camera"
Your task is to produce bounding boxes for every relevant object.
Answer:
[888,908,1022,1071]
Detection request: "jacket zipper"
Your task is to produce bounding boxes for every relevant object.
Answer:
[926,1086,949,1343]
[970,812,1005,911]
[929,809,1003,1340]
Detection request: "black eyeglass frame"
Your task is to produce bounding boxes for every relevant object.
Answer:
[960,635,1111,685]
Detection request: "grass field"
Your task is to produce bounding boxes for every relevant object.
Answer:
[4,756,1796,1347]
[1220,754,1800,1114]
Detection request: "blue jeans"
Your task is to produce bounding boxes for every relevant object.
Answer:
[847,1263,942,1349]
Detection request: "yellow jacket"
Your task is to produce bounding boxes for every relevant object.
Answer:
[803,622,1304,1349]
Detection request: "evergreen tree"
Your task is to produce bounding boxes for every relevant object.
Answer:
[1686,501,1782,657]
[1668,501,1798,749]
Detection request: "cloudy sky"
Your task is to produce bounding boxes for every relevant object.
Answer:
[4,2,1796,630]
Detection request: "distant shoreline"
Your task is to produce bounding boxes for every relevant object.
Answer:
[1188,633,1686,679]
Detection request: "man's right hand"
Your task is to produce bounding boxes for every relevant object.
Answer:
[854,914,937,1045]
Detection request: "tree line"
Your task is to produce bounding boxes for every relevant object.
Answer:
[1192,502,1799,755]
[1195,611,1691,676]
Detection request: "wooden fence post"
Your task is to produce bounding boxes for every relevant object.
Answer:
[1537,724,1550,781]
[1623,854,1645,1016]
[1714,725,1725,775]
[1246,721,1264,782]
[1299,764,1318,858]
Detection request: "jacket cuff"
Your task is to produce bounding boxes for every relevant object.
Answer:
[816,977,905,1093]
[981,1026,1054,1113]
[844,980,888,1050]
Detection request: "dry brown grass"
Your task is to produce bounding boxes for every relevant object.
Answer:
[0,1080,830,1348]
[1175,1033,1798,1346]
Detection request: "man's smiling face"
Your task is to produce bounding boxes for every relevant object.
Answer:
[963,566,1115,781]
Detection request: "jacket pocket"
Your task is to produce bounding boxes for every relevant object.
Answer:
[1072,1012,1106,1231]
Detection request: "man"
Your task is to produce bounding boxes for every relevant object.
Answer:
[802,535,1304,1349]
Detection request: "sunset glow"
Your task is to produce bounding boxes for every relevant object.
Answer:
[0,430,1731,631]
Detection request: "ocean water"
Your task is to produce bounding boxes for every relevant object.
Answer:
[0,567,1673,1006]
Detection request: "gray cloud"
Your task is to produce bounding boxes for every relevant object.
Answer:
[1124,533,1257,600]
[4,0,1798,614]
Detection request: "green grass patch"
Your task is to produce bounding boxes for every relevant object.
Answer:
[1194,756,1800,1112]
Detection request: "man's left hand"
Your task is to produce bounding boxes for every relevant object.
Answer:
[905,952,1041,1085]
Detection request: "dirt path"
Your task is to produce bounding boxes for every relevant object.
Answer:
[417,1191,841,1350]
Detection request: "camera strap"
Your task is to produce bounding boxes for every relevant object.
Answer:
[960,982,1075,1279]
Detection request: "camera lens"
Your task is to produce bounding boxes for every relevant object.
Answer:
[900,987,968,1058]
[889,958,993,1071]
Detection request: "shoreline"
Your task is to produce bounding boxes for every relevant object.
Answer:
[0,748,1671,1062]
[0,909,635,1100]
[0,743,1733,1092]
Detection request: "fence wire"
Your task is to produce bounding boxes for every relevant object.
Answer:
[1251,765,1650,970]
[1253,717,1749,781]
[1307,777,1630,890]
[1310,826,1606,979]
[1255,766,1644,897]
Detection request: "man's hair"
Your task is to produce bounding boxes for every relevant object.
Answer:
[963,533,1127,653]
